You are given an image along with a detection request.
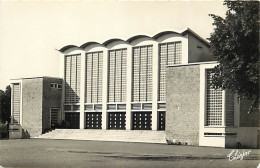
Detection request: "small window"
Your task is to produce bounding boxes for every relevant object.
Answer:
[51,83,62,89]
[107,104,116,110]
[142,103,152,110]
[51,83,55,88]
[64,105,71,111]
[85,104,93,111]
[73,105,80,111]
[94,104,102,111]
[117,104,126,110]
[58,84,62,89]
[158,103,166,109]
[131,103,141,110]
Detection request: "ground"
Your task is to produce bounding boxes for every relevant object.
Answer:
[0,139,259,168]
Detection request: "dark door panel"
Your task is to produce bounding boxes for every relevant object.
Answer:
[132,112,152,130]
[108,112,126,130]
[65,112,80,129]
[86,112,102,129]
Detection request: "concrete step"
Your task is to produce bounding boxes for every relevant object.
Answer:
[34,129,166,144]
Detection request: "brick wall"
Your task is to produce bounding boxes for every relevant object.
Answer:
[166,65,200,145]
[22,78,43,137]
[42,78,62,133]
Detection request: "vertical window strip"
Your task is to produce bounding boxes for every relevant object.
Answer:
[98,52,103,103]
[85,52,103,103]
[108,51,115,102]
[132,45,153,102]
[144,46,148,101]
[206,69,223,126]
[225,90,234,126]
[140,47,146,102]
[115,51,117,102]
[132,47,139,102]
[108,49,127,103]
[65,54,81,104]
[92,53,98,103]
[120,50,123,102]
[65,56,70,103]
[121,49,127,102]
[13,83,20,124]
[147,46,153,101]
[158,42,182,101]
[97,53,100,103]
[138,47,141,102]
[85,53,92,103]
[158,44,167,101]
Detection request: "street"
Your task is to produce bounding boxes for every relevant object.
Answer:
[0,139,259,168]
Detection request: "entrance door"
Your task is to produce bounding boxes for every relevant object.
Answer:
[108,112,126,130]
[50,108,59,128]
[65,112,80,129]
[132,112,152,130]
[85,112,102,129]
[158,111,166,130]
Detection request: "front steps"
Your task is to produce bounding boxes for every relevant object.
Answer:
[34,129,166,144]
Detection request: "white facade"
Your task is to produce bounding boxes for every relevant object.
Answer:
[9,28,259,148]
[59,28,211,131]
[199,62,259,148]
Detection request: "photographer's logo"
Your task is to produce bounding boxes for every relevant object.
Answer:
[227,150,251,161]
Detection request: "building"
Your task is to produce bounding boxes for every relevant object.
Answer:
[10,28,260,148]
[10,77,62,137]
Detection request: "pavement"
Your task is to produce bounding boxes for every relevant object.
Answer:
[0,139,259,168]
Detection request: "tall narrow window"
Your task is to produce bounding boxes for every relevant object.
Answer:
[225,90,234,126]
[85,52,103,103]
[12,83,20,124]
[132,45,153,102]
[108,49,127,102]
[65,54,81,104]
[50,108,59,128]
[206,69,223,126]
[159,42,182,101]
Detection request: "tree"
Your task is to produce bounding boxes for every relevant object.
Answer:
[0,85,11,122]
[209,1,259,113]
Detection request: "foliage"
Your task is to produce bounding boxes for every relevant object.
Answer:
[209,1,259,112]
[0,85,11,122]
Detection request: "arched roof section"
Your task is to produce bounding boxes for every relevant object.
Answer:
[126,35,151,43]
[102,38,126,46]
[59,45,80,53]
[80,42,100,49]
[152,31,180,39]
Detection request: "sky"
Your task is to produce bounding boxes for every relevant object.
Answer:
[0,1,227,90]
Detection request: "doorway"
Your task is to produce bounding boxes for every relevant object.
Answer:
[50,108,59,128]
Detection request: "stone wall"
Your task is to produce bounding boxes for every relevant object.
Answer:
[166,65,200,145]
[22,78,43,137]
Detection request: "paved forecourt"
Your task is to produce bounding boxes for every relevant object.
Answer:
[0,139,259,168]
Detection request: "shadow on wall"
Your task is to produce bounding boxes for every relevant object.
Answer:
[22,129,30,139]
[65,82,80,104]
[0,123,8,139]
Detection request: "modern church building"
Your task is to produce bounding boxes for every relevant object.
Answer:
[10,28,259,148]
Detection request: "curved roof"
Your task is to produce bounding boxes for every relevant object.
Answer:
[59,45,79,52]
[80,42,100,49]
[126,35,151,43]
[58,28,210,53]
[152,31,180,39]
[102,38,125,46]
